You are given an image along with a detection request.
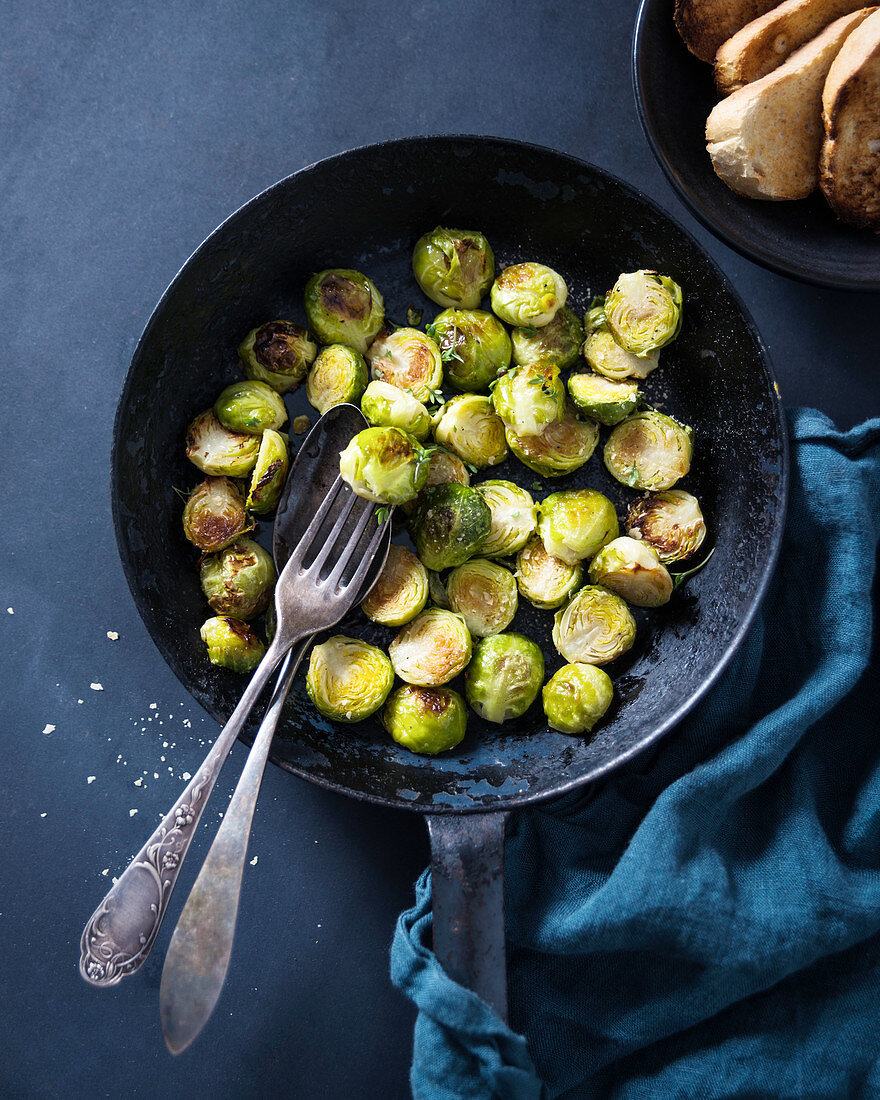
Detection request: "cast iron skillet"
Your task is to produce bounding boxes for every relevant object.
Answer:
[112,135,788,1016]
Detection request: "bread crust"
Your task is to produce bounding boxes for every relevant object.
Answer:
[675,0,783,63]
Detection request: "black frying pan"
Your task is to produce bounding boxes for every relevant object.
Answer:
[111,135,788,1015]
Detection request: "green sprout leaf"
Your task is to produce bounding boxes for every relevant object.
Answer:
[407,306,423,327]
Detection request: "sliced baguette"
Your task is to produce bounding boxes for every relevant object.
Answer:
[820,9,880,227]
[716,0,872,94]
[706,8,876,199]
[675,0,783,63]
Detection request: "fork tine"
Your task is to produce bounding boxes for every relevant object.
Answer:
[306,489,361,576]
[330,512,390,592]
[324,501,380,588]
[287,475,344,565]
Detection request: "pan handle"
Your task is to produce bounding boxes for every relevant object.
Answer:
[426,812,510,1020]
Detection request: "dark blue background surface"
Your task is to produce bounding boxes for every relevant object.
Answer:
[2,2,878,1097]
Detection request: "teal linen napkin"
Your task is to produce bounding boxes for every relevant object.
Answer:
[391,408,880,1099]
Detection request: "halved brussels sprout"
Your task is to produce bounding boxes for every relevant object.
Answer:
[200,538,276,619]
[409,482,491,571]
[433,394,508,469]
[604,271,683,355]
[625,490,707,564]
[604,410,693,491]
[490,263,568,328]
[427,568,451,608]
[515,536,583,610]
[339,426,431,505]
[427,308,512,392]
[412,227,495,309]
[464,632,545,724]
[583,298,660,381]
[552,586,636,665]
[306,635,394,722]
[568,372,641,426]
[511,305,583,370]
[182,476,250,552]
[361,544,429,626]
[246,428,289,513]
[361,380,431,442]
[588,536,672,608]
[402,446,471,516]
[474,480,538,558]
[382,684,467,754]
[388,607,472,686]
[200,616,265,673]
[447,559,518,637]
[304,269,385,355]
[505,403,599,478]
[538,489,619,565]
[306,344,369,414]
[238,320,317,394]
[542,663,614,735]
[213,380,288,435]
[491,361,566,438]
[186,409,261,477]
[367,328,443,403]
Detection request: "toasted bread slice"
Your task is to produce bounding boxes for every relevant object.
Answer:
[675,0,783,63]
[706,8,876,199]
[716,0,871,93]
[821,9,880,227]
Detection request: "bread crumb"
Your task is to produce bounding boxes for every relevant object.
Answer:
[40,812,47,818]
[107,631,119,640]
[42,724,55,735]
[250,856,258,866]
[134,778,143,787]
[182,772,192,781]
[129,809,138,817]
[6,608,13,614]
[87,776,96,784]
[101,868,109,876]
[90,683,103,691]
[149,703,158,710]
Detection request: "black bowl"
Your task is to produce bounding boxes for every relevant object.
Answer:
[633,0,880,290]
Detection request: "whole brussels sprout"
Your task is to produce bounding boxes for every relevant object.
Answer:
[361,380,432,442]
[625,490,707,564]
[382,684,467,754]
[427,308,512,392]
[306,635,394,722]
[490,262,568,328]
[583,298,660,381]
[511,305,583,370]
[588,536,673,608]
[238,320,317,394]
[447,559,518,637]
[515,536,583,610]
[304,268,385,355]
[213,380,288,435]
[246,428,289,514]
[306,344,369,414]
[433,394,508,469]
[538,489,619,565]
[412,226,495,309]
[183,476,250,552]
[339,426,431,505]
[389,607,472,686]
[568,372,642,426]
[604,270,683,355]
[200,616,265,673]
[402,446,471,516]
[491,360,566,438]
[200,538,277,619]
[464,632,544,724]
[367,327,443,403]
[474,480,538,558]
[506,403,599,478]
[361,544,429,626]
[410,482,491,571]
[604,410,693,491]
[552,586,636,666]
[186,409,261,477]
[543,663,614,735]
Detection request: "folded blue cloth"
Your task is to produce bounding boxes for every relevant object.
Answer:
[391,408,880,1099]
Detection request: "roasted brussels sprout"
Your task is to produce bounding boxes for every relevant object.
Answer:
[588,536,673,608]
[213,380,288,435]
[625,490,707,564]
[490,263,568,328]
[604,410,693,491]
[238,320,317,394]
[186,409,261,477]
[604,270,683,355]
[304,269,385,355]
[583,299,660,381]
[246,428,289,513]
[511,305,583,370]
[506,403,599,478]
[339,426,431,505]
[537,489,619,565]
[427,568,451,608]
[382,684,467,754]
[568,372,641,426]
[361,544,429,626]
[427,308,511,392]
[306,635,394,722]
[409,482,491,571]
[542,663,614,735]
[200,538,276,619]
[433,394,508,469]
[474,480,538,558]
[306,344,369,414]
[389,608,472,686]
[367,327,443,403]
[515,536,583,610]
[552,586,636,666]
[412,227,495,309]
[447,559,518,637]
[491,361,566,438]
[361,380,431,442]
[464,633,544,724]
[402,446,471,516]
[200,616,265,673]
[183,476,250,552]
